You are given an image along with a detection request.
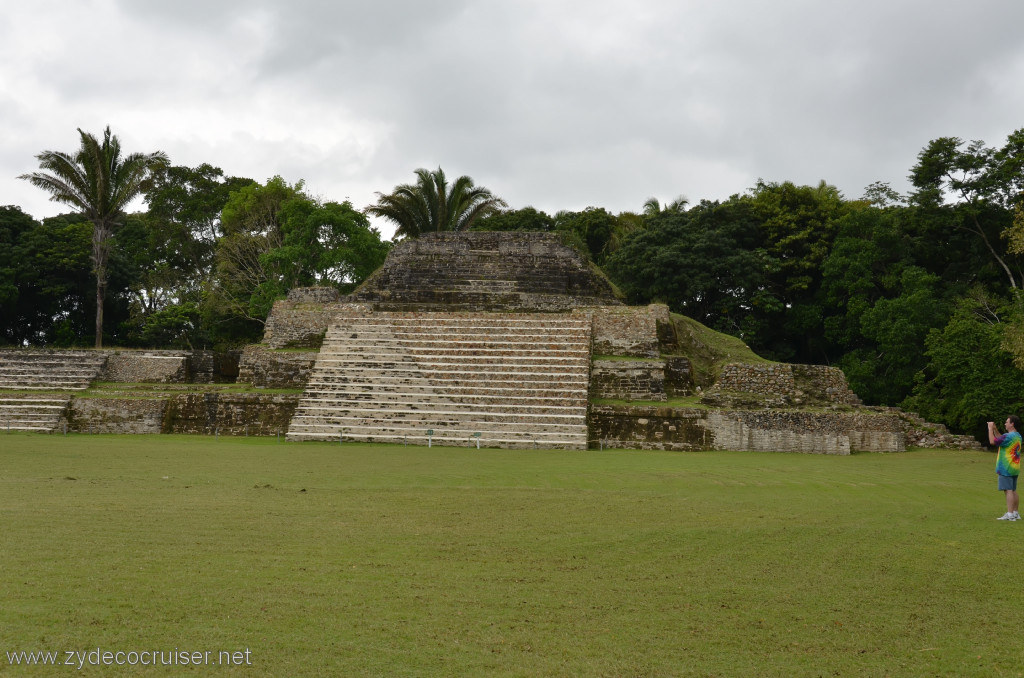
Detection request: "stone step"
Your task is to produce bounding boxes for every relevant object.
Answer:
[0,384,89,391]
[290,407,585,425]
[0,392,70,433]
[311,359,590,372]
[301,383,585,397]
[287,430,586,449]
[337,314,589,326]
[318,346,591,359]
[0,352,106,392]
[299,390,586,407]
[0,373,99,382]
[306,366,590,381]
[288,423,587,440]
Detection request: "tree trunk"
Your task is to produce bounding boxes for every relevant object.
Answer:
[95,275,105,349]
[92,221,110,349]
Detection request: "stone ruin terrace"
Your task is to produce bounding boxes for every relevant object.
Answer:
[0,230,983,453]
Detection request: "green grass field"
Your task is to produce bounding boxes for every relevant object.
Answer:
[0,434,1020,676]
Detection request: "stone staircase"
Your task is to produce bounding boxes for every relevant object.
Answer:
[0,350,107,433]
[287,312,591,449]
[0,393,73,433]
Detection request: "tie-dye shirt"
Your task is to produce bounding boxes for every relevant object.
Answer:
[995,431,1022,477]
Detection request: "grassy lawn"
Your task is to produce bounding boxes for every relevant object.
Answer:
[0,434,1017,676]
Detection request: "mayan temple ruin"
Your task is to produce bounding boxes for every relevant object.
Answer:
[0,230,979,454]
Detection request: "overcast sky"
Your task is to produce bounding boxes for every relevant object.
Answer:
[3,0,1023,240]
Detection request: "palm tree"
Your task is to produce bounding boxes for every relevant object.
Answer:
[367,167,507,239]
[20,127,168,347]
[642,195,689,218]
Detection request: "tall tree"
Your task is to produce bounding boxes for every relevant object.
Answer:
[604,200,778,336]
[19,127,167,347]
[367,167,507,239]
[206,177,389,347]
[909,130,1024,289]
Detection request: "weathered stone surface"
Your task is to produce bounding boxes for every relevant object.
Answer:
[702,363,861,408]
[238,345,317,388]
[66,393,299,436]
[164,393,299,435]
[68,398,167,434]
[590,305,662,358]
[590,359,667,401]
[713,363,797,397]
[263,301,367,349]
[664,356,694,396]
[287,286,341,303]
[188,350,240,383]
[102,352,187,383]
[349,231,622,311]
[590,405,908,454]
[791,364,861,406]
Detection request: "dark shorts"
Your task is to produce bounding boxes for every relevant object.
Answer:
[999,474,1018,491]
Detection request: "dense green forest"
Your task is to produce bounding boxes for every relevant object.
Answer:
[5,128,1024,438]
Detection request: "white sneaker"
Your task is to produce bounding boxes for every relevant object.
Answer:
[998,512,1017,521]
[1014,512,1021,520]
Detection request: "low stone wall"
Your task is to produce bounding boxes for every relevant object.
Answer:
[101,352,188,383]
[708,363,862,407]
[791,364,861,406]
[262,301,339,349]
[67,393,299,436]
[287,286,341,303]
[164,393,300,435]
[188,350,241,383]
[590,305,663,358]
[713,363,797,397]
[590,405,906,454]
[590,405,711,450]
[238,345,317,388]
[705,410,904,454]
[96,350,240,384]
[590,359,666,401]
[67,398,167,434]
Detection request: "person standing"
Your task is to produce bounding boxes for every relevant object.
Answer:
[988,416,1022,521]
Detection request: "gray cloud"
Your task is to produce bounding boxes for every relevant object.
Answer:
[4,0,1024,236]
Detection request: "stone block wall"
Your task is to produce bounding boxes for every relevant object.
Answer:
[590,359,667,401]
[791,364,861,406]
[67,398,167,434]
[238,345,317,388]
[664,356,694,396]
[590,305,662,358]
[101,352,188,383]
[704,410,904,454]
[589,405,907,454]
[188,351,240,383]
[287,286,341,303]
[263,301,371,349]
[713,363,797,396]
[67,393,300,436]
[589,405,711,450]
[163,393,300,435]
[96,350,240,384]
